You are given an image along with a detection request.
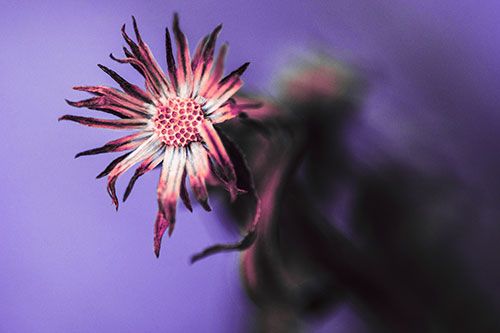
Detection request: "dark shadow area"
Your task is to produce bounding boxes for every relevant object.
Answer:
[216,55,500,332]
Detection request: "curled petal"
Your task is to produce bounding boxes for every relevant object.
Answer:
[73,85,150,108]
[106,136,159,210]
[96,152,132,179]
[155,146,187,256]
[132,17,176,97]
[110,53,166,100]
[191,132,261,264]
[65,98,128,119]
[120,18,174,97]
[65,97,149,119]
[179,170,193,212]
[110,53,157,95]
[186,142,211,211]
[191,227,257,263]
[154,210,169,258]
[123,146,164,202]
[219,130,261,225]
[70,86,152,118]
[97,64,153,104]
[198,121,237,200]
[122,46,145,76]
[75,132,151,158]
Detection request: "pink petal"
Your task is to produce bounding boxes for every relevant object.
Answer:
[202,62,249,113]
[75,132,151,158]
[109,53,167,99]
[207,102,239,124]
[154,210,169,258]
[198,44,227,98]
[97,64,153,104]
[155,146,187,255]
[198,121,237,200]
[58,115,148,129]
[193,24,221,74]
[123,146,164,202]
[191,35,209,72]
[207,98,262,124]
[204,79,243,115]
[192,26,223,98]
[172,13,193,97]
[165,27,179,94]
[186,142,211,211]
[70,86,152,118]
[122,46,146,76]
[96,152,132,179]
[106,137,159,210]
[179,170,193,212]
[120,18,174,97]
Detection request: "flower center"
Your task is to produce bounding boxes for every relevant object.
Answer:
[153,97,204,146]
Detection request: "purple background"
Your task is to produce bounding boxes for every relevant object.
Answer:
[2,1,500,332]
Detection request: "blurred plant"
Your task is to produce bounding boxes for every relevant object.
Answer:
[219,54,500,332]
[59,14,259,259]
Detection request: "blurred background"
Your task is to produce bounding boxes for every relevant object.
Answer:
[2,0,500,332]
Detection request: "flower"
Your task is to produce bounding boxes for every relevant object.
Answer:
[60,14,252,257]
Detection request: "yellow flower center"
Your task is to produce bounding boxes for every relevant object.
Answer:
[153,97,203,146]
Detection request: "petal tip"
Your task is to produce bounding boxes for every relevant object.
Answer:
[238,62,250,76]
[167,221,176,237]
[97,63,107,71]
[201,200,212,212]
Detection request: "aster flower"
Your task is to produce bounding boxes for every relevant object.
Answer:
[60,14,256,258]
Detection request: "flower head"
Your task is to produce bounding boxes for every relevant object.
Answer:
[60,14,252,257]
